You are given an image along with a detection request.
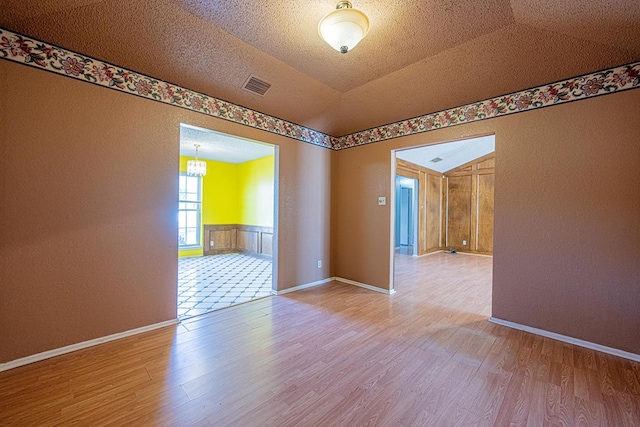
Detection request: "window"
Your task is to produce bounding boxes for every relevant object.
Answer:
[178,173,202,247]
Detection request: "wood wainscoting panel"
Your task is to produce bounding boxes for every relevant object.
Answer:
[447,175,472,251]
[237,230,259,254]
[477,173,495,253]
[204,225,237,255]
[204,224,273,258]
[261,232,273,257]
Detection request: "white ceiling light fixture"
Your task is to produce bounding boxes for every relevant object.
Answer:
[318,1,370,54]
[187,144,207,176]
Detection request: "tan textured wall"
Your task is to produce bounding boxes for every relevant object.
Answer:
[334,89,640,354]
[491,92,640,354]
[0,61,332,363]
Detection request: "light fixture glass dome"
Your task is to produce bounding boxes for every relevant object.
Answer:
[318,1,369,54]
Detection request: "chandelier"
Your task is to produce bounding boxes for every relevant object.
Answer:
[186,144,207,176]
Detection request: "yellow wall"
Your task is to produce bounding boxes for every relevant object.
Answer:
[178,155,274,257]
[238,155,275,227]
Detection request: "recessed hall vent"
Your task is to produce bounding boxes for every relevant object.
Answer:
[430,157,443,163]
[242,75,272,96]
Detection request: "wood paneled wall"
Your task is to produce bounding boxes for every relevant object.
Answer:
[203,224,273,258]
[425,173,442,251]
[396,159,443,256]
[445,154,495,254]
[396,154,494,256]
[447,175,472,251]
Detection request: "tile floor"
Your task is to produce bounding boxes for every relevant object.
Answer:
[177,253,272,319]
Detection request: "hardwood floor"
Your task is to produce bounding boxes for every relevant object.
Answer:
[1,253,639,426]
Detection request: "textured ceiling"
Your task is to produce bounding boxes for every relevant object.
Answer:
[174,0,515,92]
[397,135,495,173]
[180,125,274,164]
[1,0,639,136]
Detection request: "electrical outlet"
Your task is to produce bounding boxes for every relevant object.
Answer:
[378,196,386,205]
[317,260,322,268]
[462,240,467,246]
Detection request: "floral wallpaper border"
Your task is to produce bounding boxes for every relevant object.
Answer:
[1,27,638,151]
[0,28,332,149]
[334,61,640,149]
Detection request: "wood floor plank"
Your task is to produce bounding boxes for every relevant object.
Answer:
[0,252,638,426]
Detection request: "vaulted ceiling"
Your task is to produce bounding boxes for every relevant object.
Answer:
[397,135,495,173]
[2,0,639,136]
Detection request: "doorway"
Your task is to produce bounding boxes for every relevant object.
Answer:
[395,176,418,256]
[177,124,278,319]
[390,135,495,315]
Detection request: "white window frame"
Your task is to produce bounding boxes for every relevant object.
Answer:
[178,173,202,249]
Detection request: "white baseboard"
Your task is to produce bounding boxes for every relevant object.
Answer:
[417,250,445,257]
[334,277,396,295]
[272,277,396,296]
[489,317,640,363]
[272,278,333,295]
[449,251,493,258]
[0,319,178,373]
[415,250,492,258]
[461,252,493,258]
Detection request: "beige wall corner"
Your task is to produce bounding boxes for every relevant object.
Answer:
[332,90,640,354]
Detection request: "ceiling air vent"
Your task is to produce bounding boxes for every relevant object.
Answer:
[430,157,443,163]
[242,74,272,96]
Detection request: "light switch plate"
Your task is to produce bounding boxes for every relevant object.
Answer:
[378,196,386,205]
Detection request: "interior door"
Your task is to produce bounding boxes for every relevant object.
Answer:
[399,186,413,246]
